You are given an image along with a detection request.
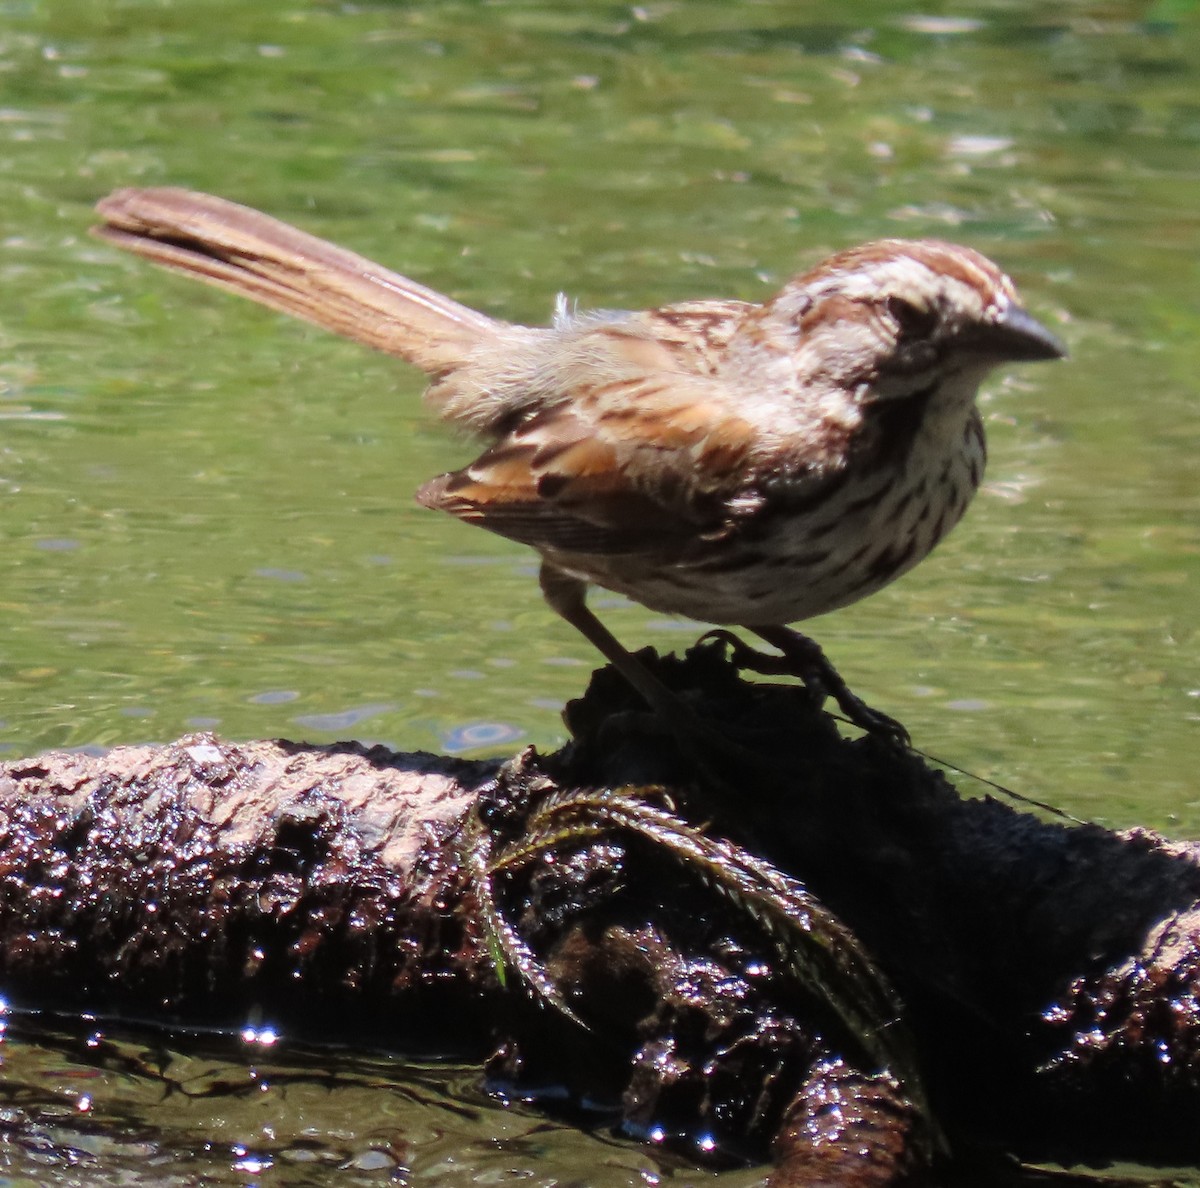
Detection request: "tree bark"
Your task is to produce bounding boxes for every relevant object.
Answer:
[0,735,498,1046]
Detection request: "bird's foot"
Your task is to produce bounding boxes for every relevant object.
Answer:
[701,627,911,751]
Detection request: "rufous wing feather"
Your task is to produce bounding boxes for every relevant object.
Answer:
[417,393,761,556]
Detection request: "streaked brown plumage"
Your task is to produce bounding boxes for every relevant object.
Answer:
[93,188,1064,741]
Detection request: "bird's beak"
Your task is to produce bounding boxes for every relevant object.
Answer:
[969,305,1067,362]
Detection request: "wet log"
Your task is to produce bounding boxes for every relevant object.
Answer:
[1,643,1198,1185]
[0,735,497,1046]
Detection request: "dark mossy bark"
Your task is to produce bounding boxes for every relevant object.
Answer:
[1,644,1197,1185]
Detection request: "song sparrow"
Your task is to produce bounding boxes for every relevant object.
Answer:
[93,189,1063,742]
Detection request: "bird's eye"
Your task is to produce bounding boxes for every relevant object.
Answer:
[884,296,938,338]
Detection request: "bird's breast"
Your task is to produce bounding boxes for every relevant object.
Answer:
[564,408,986,627]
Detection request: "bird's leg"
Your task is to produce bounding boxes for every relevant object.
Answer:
[721,624,911,750]
[539,568,808,779]
[539,562,705,742]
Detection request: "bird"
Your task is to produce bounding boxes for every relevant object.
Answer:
[93,188,1064,746]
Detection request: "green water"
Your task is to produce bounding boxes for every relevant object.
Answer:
[1,0,1198,1182]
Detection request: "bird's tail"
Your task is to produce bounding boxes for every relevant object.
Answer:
[93,187,502,375]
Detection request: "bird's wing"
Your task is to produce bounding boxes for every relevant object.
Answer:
[416,373,762,558]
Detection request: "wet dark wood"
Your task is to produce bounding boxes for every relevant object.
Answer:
[1,644,1198,1184]
[0,736,498,1044]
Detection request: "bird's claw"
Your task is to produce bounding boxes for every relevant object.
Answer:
[701,627,911,751]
